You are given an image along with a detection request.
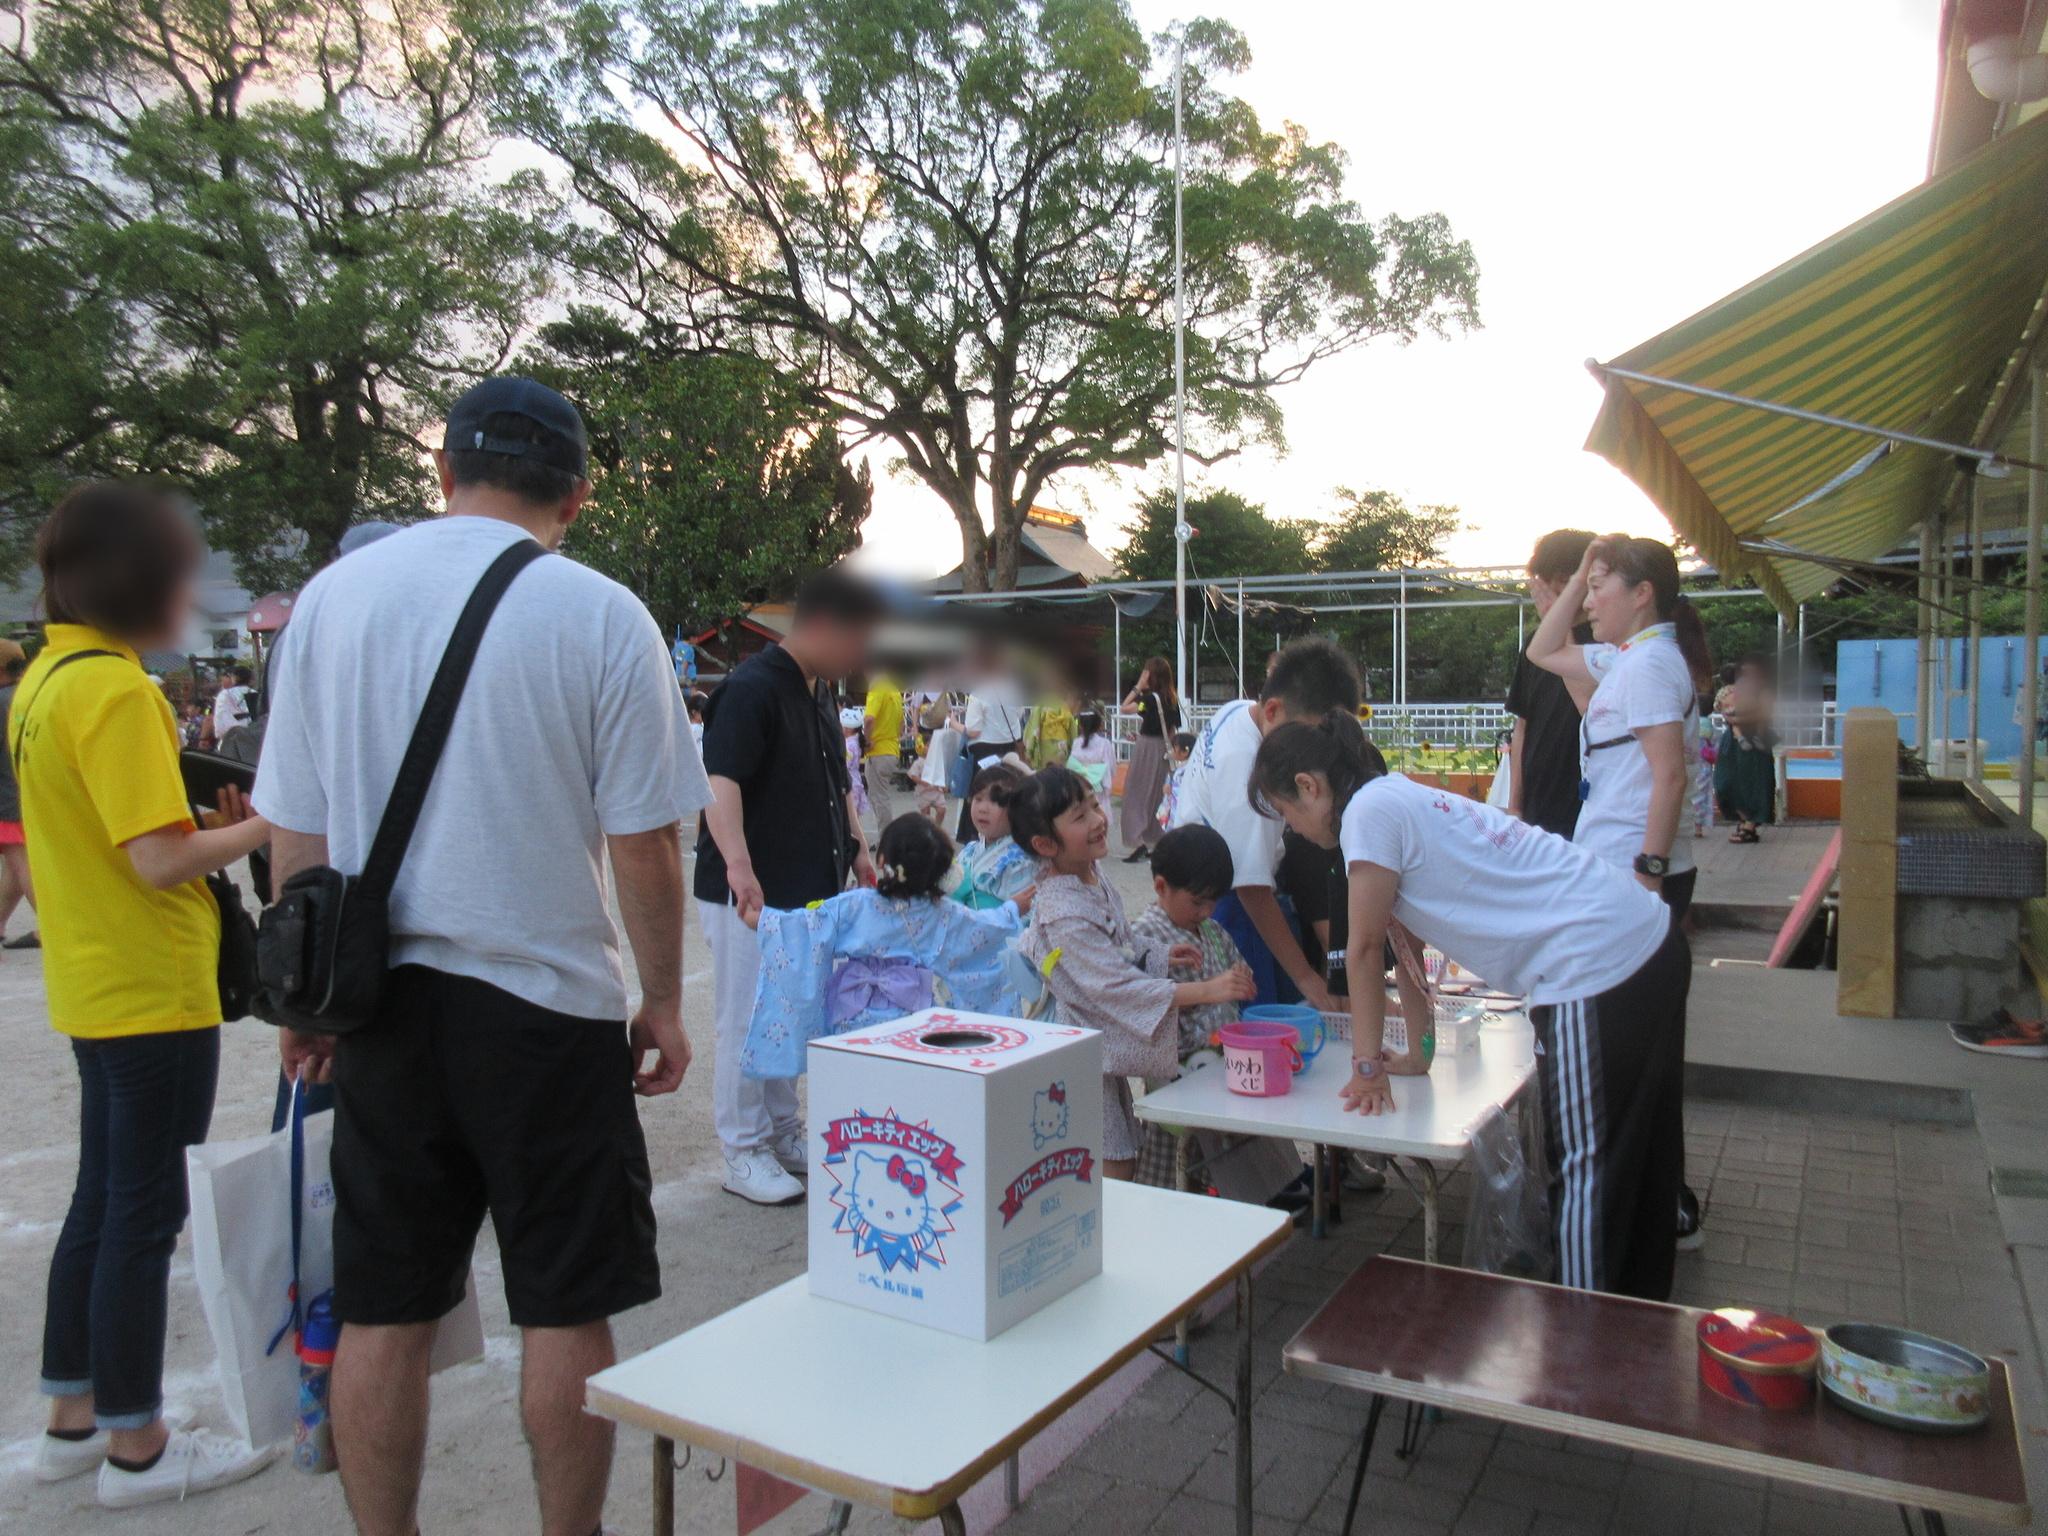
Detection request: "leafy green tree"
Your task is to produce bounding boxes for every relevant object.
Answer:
[0,0,552,590]
[1315,487,1462,572]
[506,0,1480,591]
[1116,485,1313,584]
[523,309,872,635]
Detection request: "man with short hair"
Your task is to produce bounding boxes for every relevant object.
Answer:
[255,376,709,1536]
[696,568,881,1206]
[1507,529,1597,839]
[1171,637,1363,1009]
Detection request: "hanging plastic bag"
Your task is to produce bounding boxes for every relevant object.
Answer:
[1459,1100,1553,1280]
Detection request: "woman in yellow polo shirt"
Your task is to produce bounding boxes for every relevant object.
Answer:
[19,484,277,1508]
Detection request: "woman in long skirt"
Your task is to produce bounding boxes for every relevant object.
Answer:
[1117,655,1177,862]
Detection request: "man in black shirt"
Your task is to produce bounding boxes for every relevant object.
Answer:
[697,570,882,1205]
[1506,529,1597,839]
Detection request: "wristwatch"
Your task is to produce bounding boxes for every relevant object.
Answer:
[1351,1056,1383,1078]
[1633,852,1670,878]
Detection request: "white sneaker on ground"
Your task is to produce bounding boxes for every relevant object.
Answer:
[722,1151,805,1207]
[770,1128,809,1177]
[36,1405,195,1483]
[1344,1152,1388,1193]
[96,1429,279,1509]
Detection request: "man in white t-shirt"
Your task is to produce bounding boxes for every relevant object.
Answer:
[1172,637,1361,1009]
[211,668,253,742]
[956,658,1027,840]
[255,376,711,1536]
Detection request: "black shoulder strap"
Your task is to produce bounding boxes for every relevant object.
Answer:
[11,649,121,777]
[357,539,547,899]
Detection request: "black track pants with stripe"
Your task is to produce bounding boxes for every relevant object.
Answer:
[1532,924,1691,1301]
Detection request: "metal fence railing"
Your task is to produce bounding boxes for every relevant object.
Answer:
[1111,698,1842,758]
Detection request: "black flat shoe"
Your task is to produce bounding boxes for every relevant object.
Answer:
[3,931,39,950]
[1123,846,1150,863]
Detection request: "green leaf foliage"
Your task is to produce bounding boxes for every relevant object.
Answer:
[0,0,553,589]
[522,308,871,635]
[504,0,1481,590]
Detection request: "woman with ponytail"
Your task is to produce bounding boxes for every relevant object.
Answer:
[1526,536,1710,918]
[1526,534,1711,1252]
[1249,710,1690,1301]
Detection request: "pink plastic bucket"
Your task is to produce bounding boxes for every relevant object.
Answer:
[1217,1020,1302,1098]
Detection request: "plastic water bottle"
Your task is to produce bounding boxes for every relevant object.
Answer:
[293,1294,340,1475]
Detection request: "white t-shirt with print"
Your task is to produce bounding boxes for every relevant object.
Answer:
[255,515,713,1020]
[1574,629,1699,876]
[1339,774,1669,1006]
[1169,699,1281,891]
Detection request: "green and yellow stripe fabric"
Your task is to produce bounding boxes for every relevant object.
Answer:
[1585,110,2048,612]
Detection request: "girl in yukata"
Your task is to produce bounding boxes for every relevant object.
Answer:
[1064,703,1115,828]
[840,707,869,821]
[1009,767,1254,1179]
[952,762,1036,912]
[740,814,1030,1080]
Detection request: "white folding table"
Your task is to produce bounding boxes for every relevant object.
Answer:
[586,1182,1290,1536]
[1133,1015,1537,1257]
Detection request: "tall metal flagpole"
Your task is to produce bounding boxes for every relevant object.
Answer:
[1172,37,1190,711]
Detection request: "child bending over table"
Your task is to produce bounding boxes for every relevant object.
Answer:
[1009,767,1254,1180]
[1245,709,1688,1302]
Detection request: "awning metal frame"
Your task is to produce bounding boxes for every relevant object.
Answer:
[1586,362,2048,476]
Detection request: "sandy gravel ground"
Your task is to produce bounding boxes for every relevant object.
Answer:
[0,832,1165,1536]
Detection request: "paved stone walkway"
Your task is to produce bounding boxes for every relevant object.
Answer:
[982,1097,2023,1536]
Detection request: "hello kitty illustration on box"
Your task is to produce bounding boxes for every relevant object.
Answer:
[1032,1083,1069,1148]
[821,1108,964,1275]
[808,1009,1105,1339]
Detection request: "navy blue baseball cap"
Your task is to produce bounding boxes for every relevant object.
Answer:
[442,376,589,477]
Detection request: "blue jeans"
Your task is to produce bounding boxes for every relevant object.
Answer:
[40,1029,220,1428]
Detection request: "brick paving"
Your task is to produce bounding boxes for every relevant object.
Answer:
[988,1097,2026,1536]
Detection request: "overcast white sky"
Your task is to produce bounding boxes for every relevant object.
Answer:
[851,0,1942,579]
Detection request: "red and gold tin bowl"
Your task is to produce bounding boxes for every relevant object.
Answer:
[1698,1308,1819,1411]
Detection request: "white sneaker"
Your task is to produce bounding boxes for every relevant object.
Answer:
[96,1428,279,1509]
[1344,1152,1388,1193]
[770,1128,809,1177]
[36,1405,195,1483]
[722,1150,805,1207]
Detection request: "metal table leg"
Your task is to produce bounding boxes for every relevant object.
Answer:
[1311,1142,1327,1240]
[1234,1270,1254,1536]
[1338,1395,1387,1536]
[1004,1451,1021,1511]
[938,1503,968,1535]
[1418,1160,1440,1263]
[653,1435,675,1536]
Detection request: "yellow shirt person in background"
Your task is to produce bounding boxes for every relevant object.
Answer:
[22,483,277,1505]
[861,669,905,828]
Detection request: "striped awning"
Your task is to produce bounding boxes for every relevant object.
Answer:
[1585,109,2048,613]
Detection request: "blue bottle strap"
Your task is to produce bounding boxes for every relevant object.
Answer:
[265,1074,309,1357]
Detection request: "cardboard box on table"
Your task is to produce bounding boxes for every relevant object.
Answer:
[807,1009,1105,1340]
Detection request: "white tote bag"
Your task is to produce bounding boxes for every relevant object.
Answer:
[186,1087,485,1448]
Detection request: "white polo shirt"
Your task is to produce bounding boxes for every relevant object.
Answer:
[1170,699,1281,891]
[1575,627,1699,876]
[1339,774,1669,1006]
